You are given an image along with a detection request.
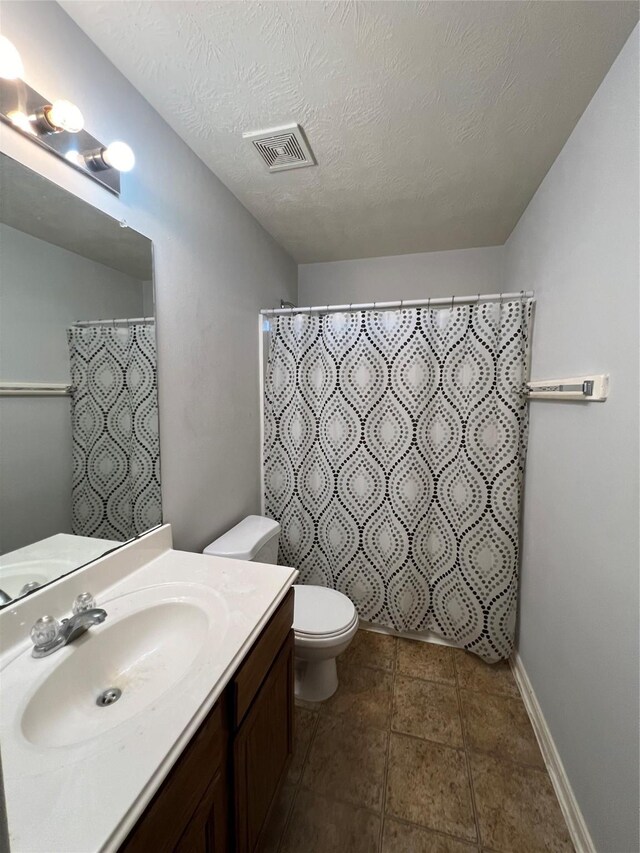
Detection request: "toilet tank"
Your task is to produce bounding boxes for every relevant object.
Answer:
[203,515,280,564]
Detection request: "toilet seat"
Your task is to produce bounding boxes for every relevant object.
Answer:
[293,584,358,648]
[295,615,358,640]
[293,584,356,635]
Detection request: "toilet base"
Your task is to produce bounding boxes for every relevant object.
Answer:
[294,656,338,702]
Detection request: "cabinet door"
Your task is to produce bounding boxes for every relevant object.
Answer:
[234,632,294,853]
[175,768,229,853]
[119,699,227,853]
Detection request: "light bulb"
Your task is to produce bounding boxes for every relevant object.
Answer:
[102,141,135,172]
[44,99,84,133]
[7,110,35,136]
[0,36,23,79]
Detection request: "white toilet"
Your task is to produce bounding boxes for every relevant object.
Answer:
[204,515,358,701]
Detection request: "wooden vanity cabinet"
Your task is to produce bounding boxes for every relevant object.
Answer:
[173,767,229,853]
[120,589,294,853]
[233,632,294,852]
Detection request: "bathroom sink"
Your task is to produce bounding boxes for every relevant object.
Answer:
[17,584,227,749]
[0,534,122,599]
[0,566,51,598]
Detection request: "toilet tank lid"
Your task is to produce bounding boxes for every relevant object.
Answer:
[203,515,280,560]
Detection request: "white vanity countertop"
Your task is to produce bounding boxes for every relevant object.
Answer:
[0,531,297,853]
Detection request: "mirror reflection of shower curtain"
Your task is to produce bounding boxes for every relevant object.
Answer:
[67,323,161,541]
[263,300,533,663]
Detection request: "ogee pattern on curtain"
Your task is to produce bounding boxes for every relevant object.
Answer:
[67,323,161,541]
[263,300,532,662]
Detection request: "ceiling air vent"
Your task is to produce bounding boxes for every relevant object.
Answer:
[243,123,316,173]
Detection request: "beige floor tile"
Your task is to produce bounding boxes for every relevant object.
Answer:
[302,714,388,810]
[279,789,381,853]
[460,689,544,767]
[287,707,318,784]
[396,639,456,684]
[382,818,479,852]
[453,650,520,698]
[386,733,476,842]
[392,674,463,747]
[323,662,394,730]
[339,629,397,671]
[295,696,323,712]
[258,782,296,853]
[470,753,573,852]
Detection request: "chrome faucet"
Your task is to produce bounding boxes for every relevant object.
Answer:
[0,581,42,605]
[30,592,107,658]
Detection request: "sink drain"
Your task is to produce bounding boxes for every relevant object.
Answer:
[96,687,122,707]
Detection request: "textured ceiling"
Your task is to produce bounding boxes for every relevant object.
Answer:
[62,1,638,263]
[0,153,152,279]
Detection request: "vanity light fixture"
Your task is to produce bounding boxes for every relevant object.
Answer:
[6,109,35,136]
[0,34,133,195]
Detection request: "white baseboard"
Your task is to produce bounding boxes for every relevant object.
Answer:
[510,652,596,853]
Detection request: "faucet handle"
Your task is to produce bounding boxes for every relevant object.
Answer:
[30,615,61,648]
[72,592,96,614]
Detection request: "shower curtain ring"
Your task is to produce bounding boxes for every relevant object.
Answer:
[450,295,455,311]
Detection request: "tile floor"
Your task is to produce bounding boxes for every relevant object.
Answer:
[260,629,573,853]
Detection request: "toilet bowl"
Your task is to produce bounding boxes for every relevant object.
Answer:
[204,515,358,701]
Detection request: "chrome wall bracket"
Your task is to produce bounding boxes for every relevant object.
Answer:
[525,374,609,401]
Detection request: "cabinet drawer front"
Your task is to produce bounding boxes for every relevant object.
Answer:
[233,588,294,727]
[120,698,226,853]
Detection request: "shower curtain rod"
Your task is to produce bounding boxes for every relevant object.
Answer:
[71,317,154,327]
[261,291,534,316]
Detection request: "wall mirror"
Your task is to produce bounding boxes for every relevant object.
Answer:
[0,152,161,607]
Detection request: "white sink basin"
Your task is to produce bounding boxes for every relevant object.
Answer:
[0,534,122,599]
[0,565,52,598]
[14,584,228,749]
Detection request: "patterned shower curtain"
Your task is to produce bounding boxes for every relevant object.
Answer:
[264,300,532,662]
[67,323,161,541]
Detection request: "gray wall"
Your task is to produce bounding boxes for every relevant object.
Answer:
[0,223,145,553]
[0,1,297,551]
[0,224,145,380]
[298,245,504,305]
[142,281,154,317]
[505,27,639,853]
